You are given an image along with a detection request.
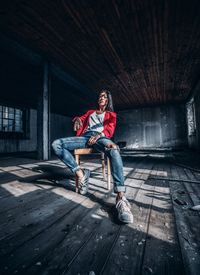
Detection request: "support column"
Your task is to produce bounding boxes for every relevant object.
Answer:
[37,61,51,160]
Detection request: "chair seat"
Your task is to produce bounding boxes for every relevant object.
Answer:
[74,148,95,155]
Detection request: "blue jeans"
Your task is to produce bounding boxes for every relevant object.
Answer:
[52,131,125,193]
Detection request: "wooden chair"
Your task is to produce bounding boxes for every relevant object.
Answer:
[74,148,111,193]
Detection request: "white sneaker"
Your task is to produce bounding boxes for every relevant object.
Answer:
[78,169,90,195]
[116,196,133,223]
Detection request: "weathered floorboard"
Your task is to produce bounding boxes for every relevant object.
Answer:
[0,154,200,275]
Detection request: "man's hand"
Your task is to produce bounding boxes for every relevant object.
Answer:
[88,134,101,145]
[73,118,83,131]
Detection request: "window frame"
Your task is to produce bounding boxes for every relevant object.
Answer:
[186,98,196,137]
[0,104,30,139]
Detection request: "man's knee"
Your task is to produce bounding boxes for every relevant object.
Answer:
[105,143,120,158]
[105,143,118,149]
[52,139,61,151]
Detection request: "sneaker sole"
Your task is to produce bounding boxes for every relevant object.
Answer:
[118,215,133,224]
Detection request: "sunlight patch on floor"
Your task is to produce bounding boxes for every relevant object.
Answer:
[2,181,42,197]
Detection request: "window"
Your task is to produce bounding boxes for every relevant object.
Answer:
[186,99,196,136]
[0,105,30,139]
[0,106,23,132]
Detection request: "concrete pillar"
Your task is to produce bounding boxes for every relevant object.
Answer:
[37,61,51,160]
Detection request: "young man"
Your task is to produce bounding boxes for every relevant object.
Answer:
[52,90,133,223]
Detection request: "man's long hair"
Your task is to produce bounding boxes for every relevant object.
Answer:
[98,89,114,112]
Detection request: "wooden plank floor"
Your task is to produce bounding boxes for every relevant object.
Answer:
[0,151,200,275]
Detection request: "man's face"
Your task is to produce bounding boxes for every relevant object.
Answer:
[98,92,108,108]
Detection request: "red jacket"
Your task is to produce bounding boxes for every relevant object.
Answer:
[72,109,117,138]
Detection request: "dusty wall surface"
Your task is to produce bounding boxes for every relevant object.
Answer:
[0,109,73,153]
[115,104,187,149]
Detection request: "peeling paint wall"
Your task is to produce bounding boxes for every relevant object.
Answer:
[0,104,189,152]
[115,104,187,149]
[50,113,73,143]
[0,109,73,153]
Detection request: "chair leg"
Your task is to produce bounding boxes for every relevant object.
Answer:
[75,154,80,193]
[107,157,111,190]
[101,153,106,180]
